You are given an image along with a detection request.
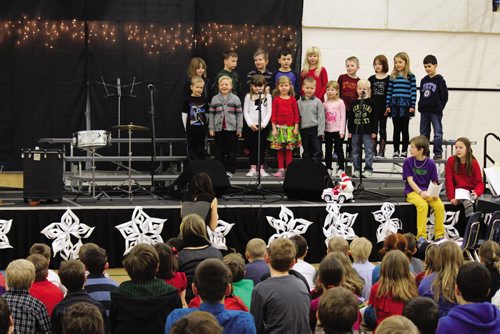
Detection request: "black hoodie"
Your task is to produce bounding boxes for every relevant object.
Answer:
[418,74,448,114]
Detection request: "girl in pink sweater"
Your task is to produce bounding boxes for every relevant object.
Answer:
[323,81,346,176]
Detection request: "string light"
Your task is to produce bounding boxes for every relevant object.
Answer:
[0,18,299,55]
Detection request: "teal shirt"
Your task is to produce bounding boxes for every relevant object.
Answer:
[232,279,254,309]
[118,278,175,297]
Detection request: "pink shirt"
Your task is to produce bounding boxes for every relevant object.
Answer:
[324,99,346,134]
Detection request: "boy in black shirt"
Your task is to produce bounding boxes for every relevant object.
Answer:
[418,54,448,160]
[348,80,376,178]
[182,77,209,160]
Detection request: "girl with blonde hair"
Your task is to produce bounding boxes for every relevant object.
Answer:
[300,46,328,101]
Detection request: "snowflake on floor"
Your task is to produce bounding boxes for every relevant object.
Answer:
[0,219,13,249]
[266,205,314,245]
[323,203,358,248]
[115,206,166,255]
[207,220,234,251]
[427,210,460,240]
[41,208,94,260]
[372,202,402,243]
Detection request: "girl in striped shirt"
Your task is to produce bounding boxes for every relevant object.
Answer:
[384,52,417,158]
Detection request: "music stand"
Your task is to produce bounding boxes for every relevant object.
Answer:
[96,76,141,156]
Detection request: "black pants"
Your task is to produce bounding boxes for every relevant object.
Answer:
[374,112,388,141]
[301,126,322,162]
[324,131,345,170]
[246,126,269,166]
[214,130,238,173]
[186,129,206,161]
[392,117,410,153]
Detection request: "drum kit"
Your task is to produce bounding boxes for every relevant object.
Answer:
[72,123,151,202]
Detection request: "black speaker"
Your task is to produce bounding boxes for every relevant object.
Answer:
[162,160,230,199]
[283,161,333,201]
[22,148,64,202]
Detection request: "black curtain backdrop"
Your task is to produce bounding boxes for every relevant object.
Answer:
[0,204,470,269]
[0,0,303,170]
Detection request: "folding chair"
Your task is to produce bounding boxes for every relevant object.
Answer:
[458,212,482,261]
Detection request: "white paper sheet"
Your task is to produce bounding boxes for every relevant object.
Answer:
[427,181,443,198]
[455,188,471,200]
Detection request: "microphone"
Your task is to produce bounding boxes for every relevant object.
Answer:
[148,84,155,90]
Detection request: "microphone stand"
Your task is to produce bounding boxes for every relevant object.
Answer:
[148,84,160,197]
[353,91,389,200]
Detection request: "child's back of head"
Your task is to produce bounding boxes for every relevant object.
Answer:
[329,252,364,296]
[327,236,349,256]
[403,296,439,334]
[6,259,35,290]
[350,237,372,263]
[0,296,12,334]
[193,259,231,304]
[122,243,159,283]
[29,243,51,260]
[170,311,223,334]
[81,247,107,276]
[267,238,296,273]
[78,242,100,264]
[403,233,417,257]
[376,315,419,334]
[154,243,178,280]
[222,253,245,282]
[58,260,85,292]
[26,254,49,283]
[62,302,105,334]
[245,238,266,261]
[318,253,344,288]
[289,235,308,260]
[318,287,358,333]
[456,262,492,303]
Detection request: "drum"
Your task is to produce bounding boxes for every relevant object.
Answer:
[73,130,111,149]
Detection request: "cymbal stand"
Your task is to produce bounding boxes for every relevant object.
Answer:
[89,148,112,201]
[113,127,156,203]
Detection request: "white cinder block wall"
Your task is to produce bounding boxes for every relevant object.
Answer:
[302,0,500,165]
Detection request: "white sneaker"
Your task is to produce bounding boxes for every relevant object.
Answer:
[259,169,270,177]
[336,169,345,177]
[363,170,373,178]
[246,168,257,177]
[352,170,360,178]
[226,172,233,178]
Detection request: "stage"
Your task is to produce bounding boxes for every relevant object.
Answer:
[0,184,490,269]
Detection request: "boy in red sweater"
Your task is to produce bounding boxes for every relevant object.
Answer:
[27,254,64,316]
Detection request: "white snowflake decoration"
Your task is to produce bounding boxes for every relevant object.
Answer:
[115,206,166,255]
[0,219,13,249]
[372,202,403,243]
[41,208,94,260]
[266,205,314,245]
[323,203,358,247]
[207,220,234,251]
[427,210,460,240]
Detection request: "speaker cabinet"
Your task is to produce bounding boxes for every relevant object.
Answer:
[22,148,63,202]
[283,161,332,201]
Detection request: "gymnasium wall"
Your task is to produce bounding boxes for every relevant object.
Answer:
[301,0,500,164]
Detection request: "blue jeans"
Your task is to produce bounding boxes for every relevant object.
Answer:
[420,112,443,155]
[351,134,373,171]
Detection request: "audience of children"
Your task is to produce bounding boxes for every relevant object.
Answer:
[404,233,425,274]
[418,241,463,317]
[180,172,219,231]
[243,238,270,286]
[243,74,272,177]
[154,243,188,307]
[436,262,500,333]
[170,311,223,334]
[478,240,500,302]
[372,232,413,284]
[3,259,52,334]
[350,237,375,301]
[165,258,256,334]
[222,253,254,309]
[404,135,445,246]
[268,75,301,177]
[316,287,359,334]
[29,243,65,294]
[209,75,243,177]
[26,254,63,316]
[376,315,419,334]
[348,79,376,178]
[418,54,449,160]
[329,252,364,298]
[323,80,346,176]
[368,54,390,158]
[415,243,439,287]
[250,238,311,334]
[62,302,105,334]
[403,296,441,334]
[290,235,316,291]
[298,76,325,162]
[445,137,485,217]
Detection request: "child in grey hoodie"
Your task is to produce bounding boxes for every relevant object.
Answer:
[298,77,325,162]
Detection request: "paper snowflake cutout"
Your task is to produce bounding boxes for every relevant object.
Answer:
[115,206,166,255]
[41,208,94,260]
[323,203,358,247]
[207,220,234,251]
[427,210,460,240]
[372,202,403,243]
[266,205,314,245]
[0,219,13,249]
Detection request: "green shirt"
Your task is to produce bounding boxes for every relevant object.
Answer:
[232,279,254,308]
[118,278,175,297]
